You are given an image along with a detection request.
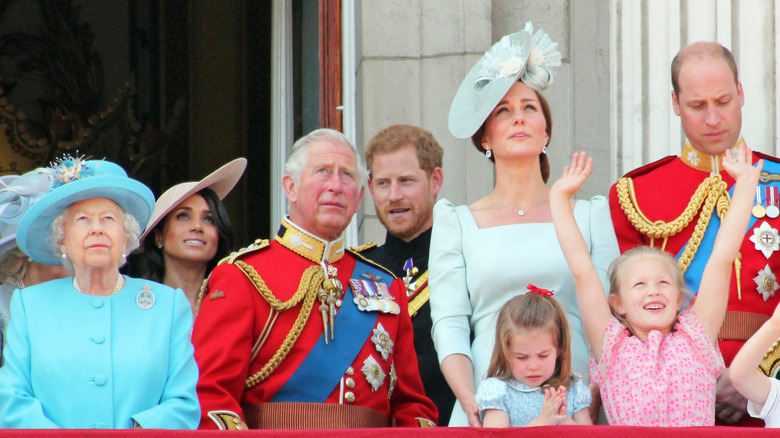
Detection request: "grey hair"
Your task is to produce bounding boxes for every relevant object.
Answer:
[50,209,143,272]
[284,128,368,187]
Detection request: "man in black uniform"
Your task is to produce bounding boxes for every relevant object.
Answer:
[358,124,455,425]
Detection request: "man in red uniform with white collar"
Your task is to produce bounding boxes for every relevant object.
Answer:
[609,42,780,426]
[192,128,437,429]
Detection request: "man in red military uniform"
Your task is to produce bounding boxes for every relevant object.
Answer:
[609,42,780,426]
[192,128,437,429]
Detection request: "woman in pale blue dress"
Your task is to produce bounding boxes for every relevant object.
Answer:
[430,22,619,426]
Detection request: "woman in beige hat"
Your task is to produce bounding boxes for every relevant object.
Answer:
[131,158,246,312]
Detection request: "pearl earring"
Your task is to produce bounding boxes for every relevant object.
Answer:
[485,149,492,159]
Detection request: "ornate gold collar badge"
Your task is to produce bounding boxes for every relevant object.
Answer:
[681,138,745,175]
[275,217,345,264]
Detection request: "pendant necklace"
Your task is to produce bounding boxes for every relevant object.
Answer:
[493,190,548,216]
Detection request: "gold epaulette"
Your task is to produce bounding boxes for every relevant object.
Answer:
[350,242,378,253]
[346,247,397,279]
[221,239,270,265]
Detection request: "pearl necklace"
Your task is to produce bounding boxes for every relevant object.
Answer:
[493,190,548,216]
[15,272,25,289]
[73,275,125,295]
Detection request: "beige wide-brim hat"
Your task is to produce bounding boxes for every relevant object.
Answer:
[142,157,247,239]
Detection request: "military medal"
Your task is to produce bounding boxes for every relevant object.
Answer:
[754,264,780,301]
[402,258,419,297]
[350,279,401,315]
[767,186,780,219]
[361,354,385,391]
[750,221,780,259]
[753,186,767,218]
[136,284,155,309]
[371,323,394,360]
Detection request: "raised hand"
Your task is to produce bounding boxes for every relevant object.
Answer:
[723,143,762,183]
[550,152,592,200]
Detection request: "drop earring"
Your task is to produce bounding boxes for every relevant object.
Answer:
[542,146,548,154]
[485,149,492,159]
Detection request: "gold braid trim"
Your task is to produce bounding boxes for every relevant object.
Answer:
[617,175,728,273]
[232,261,324,388]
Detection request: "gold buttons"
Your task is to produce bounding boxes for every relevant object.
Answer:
[345,378,355,388]
[346,367,354,376]
[345,391,355,403]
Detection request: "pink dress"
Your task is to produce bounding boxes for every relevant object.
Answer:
[590,310,724,426]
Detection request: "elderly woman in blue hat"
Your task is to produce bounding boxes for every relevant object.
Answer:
[0,156,200,429]
[429,22,619,426]
[0,169,69,362]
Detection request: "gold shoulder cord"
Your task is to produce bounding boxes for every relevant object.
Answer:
[760,338,780,378]
[230,260,323,389]
[616,175,728,274]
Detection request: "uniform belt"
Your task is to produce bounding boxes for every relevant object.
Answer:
[718,311,769,341]
[242,402,391,429]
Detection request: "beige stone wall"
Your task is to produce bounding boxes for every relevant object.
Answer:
[355,1,611,245]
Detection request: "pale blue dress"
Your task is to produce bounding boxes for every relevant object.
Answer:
[476,376,591,426]
[0,276,200,429]
[429,197,619,426]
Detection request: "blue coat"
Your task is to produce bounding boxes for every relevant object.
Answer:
[0,276,200,429]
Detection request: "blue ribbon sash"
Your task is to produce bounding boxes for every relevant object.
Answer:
[677,160,780,293]
[270,260,393,402]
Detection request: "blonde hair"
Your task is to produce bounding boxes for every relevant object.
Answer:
[0,248,30,285]
[607,246,690,330]
[486,292,572,388]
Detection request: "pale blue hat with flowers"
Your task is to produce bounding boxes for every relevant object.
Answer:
[448,22,562,139]
[16,156,155,265]
[0,169,53,259]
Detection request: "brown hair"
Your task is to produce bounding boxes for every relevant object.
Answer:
[671,42,738,95]
[486,291,572,388]
[471,87,552,183]
[607,246,690,330]
[365,125,444,176]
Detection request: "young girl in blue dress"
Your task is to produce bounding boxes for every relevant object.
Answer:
[476,286,592,427]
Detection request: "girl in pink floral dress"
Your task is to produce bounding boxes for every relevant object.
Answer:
[549,147,760,426]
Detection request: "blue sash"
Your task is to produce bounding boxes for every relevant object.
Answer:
[678,160,780,293]
[270,259,392,402]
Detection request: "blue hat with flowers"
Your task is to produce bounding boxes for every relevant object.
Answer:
[448,22,561,139]
[16,156,155,265]
[0,169,53,259]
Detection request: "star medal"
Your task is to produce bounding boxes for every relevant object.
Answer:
[753,186,767,218]
[136,284,155,309]
[750,221,780,259]
[361,354,385,391]
[754,265,780,301]
[767,186,780,219]
[371,323,394,360]
[402,258,419,297]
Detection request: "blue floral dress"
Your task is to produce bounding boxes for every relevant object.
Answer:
[476,376,591,426]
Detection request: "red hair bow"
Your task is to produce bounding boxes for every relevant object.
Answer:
[526,283,554,296]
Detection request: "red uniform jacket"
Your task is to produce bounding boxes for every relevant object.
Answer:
[609,145,780,369]
[192,221,437,429]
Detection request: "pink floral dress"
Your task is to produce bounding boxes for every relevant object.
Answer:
[590,310,724,426]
